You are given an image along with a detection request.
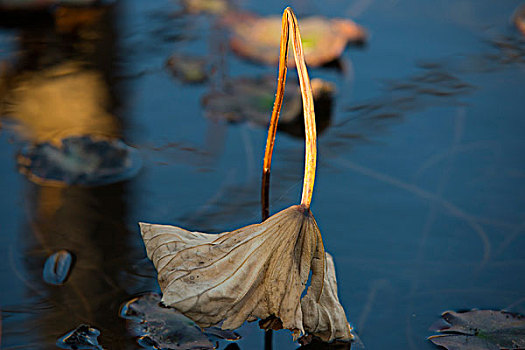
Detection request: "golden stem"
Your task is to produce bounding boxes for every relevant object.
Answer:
[261,10,289,221]
[261,7,317,215]
[286,8,317,208]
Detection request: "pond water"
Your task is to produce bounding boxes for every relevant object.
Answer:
[0,0,524,349]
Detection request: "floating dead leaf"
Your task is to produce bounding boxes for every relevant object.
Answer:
[203,76,334,136]
[17,135,142,187]
[56,324,102,350]
[225,13,366,66]
[428,310,525,350]
[166,54,209,84]
[120,293,240,349]
[182,0,230,15]
[43,249,74,285]
[514,4,525,36]
[139,7,353,343]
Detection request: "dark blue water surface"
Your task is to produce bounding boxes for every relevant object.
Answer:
[1,0,524,349]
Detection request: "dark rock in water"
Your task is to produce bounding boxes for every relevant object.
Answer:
[120,293,240,350]
[43,249,74,285]
[18,136,142,187]
[56,324,103,350]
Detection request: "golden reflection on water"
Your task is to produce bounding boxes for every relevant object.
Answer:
[0,3,120,146]
[19,181,143,349]
[0,4,150,349]
[3,61,119,145]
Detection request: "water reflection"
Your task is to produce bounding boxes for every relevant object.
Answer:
[325,29,524,156]
[179,62,477,231]
[0,1,523,349]
[8,182,143,349]
[0,3,150,349]
[2,60,120,144]
[318,61,476,157]
[344,62,473,123]
[298,339,350,350]
[0,5,120,140]
[486,35,525,66]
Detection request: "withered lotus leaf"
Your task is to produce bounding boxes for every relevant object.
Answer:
[140,205,330,338]
[140,207,353,341]
[139,7,354,343]
[227,14,367,67]
[301,253,352,342]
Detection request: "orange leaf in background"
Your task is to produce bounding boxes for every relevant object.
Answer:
[514,4,525,36]
[226,12,366,67]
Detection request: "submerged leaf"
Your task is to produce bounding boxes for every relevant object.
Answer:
[120,293,240,349]
[43,249,74,285]
[225,14,366,66]
[203,76,334,136]
[428,310,525,350]
[203,76,301,124]
[56,324,102,350]
[140,205,352,342]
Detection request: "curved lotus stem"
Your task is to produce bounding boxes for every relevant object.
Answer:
[140,9,352,343]
[261,7,317,218]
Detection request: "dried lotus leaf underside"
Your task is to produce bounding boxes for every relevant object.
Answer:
[140,205,325,337]
[301,253,353,342]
